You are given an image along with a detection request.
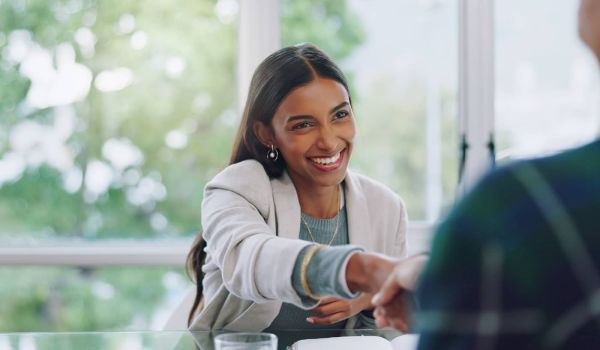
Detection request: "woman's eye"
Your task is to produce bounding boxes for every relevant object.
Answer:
[292,121,312,130]
[334,111,349,119]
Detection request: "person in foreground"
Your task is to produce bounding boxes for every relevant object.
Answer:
[368,0,600,348]
[186,43,413,331]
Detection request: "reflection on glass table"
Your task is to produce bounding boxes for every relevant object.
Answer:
[0,329,412,350]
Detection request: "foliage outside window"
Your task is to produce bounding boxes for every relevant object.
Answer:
[495,0,600,162]
[0,0,369,331]
[282,0,459,221]
[0,0,238,240]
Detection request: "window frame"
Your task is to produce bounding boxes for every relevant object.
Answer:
[1,0,494,266]
[0,240,189,266]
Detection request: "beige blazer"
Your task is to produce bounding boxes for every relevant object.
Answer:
[189,159,407,331]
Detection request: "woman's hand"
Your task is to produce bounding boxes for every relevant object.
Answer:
[345,253,399,294]
[306,293,374,325]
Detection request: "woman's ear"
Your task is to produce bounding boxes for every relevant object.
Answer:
[253,121,275,147]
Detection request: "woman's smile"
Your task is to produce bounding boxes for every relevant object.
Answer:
[308,148,346,172]
[259,76,356,192]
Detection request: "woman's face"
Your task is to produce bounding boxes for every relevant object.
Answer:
[269,77,356,193]
[579,0,600,60]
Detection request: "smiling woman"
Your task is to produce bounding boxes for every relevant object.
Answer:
[186,44,413,334]
[255,77,356,214]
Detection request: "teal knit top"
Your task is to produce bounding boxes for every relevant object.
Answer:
[265,206,351,331]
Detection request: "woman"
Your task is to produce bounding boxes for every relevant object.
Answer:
[187,43,408,331]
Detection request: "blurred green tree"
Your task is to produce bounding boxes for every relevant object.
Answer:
[0,0,365,331]
[281,0,458,220]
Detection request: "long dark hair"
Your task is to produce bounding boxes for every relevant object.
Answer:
[230,43,351,177]
[186,43,351,325]
[186,232,206,325]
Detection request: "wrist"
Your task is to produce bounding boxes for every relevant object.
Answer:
[360,292,375,310]
[351,293,374,315]
[346,252,368,293]
[345,253,397,293]
[301,244,326,300]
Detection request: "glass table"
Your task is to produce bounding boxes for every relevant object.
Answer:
[0,329,407,350]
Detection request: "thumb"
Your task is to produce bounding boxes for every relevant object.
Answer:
[372,254,428,306]
[371,272,401,306]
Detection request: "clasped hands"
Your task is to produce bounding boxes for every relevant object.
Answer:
[308,252,427,331]
[306,292,373,325]
[369,253,427,331]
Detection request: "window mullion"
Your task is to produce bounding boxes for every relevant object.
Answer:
[458,0,495,196]
[237,0,281,110]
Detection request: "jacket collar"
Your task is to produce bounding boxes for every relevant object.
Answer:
[343,171,372,248]
[270,171,301,240]
[270,170,372,247]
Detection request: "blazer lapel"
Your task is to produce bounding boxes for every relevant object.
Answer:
[270,170,374,246]
[270,171,301,239]
[344,171,374,250]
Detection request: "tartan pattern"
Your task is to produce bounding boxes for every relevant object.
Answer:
[416,140,600,349]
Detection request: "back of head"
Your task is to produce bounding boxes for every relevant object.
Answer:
[579,0,600,62]
[230,43,351,177]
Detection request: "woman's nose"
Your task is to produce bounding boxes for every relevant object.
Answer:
[316,125,339,151]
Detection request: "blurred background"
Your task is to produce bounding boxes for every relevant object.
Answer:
[0,0,598,331]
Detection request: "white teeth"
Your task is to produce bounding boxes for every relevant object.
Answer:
[311,152,340,165]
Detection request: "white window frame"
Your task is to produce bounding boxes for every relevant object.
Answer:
[0,0,495,266]
[0,240,190,267]
[458,0,495,196]
[237,0,280,109]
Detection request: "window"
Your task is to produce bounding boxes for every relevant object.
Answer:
[495,0,600,162]
[4,0,592,333]
[281,0,459,222]
[4,0,451,331]
[0,0,237,331]
[0,0,238,241]
[0,267,187,331]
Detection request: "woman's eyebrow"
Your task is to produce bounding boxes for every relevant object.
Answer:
[286,114,314,123]
[286,101,350,123]
[329,101,349,114]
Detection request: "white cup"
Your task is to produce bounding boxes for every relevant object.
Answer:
[214,332,278,350]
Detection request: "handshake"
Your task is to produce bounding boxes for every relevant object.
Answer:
[344,252,428,331]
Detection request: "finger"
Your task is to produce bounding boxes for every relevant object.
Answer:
[358,292,375,309]
[373,306,386,319]
[373,254,428,305]
[375,317,390,328]
[374,307,391,328]
[374,314,391,328]
[318,297,339,305]
[379,297,411,331]
[389,317,409,332]
[372,273,402,306]
[311,297,337,311]
[312,301,348,315]
[307,312,348,325]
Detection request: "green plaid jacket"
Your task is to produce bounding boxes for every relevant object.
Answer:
[416,139,600,349]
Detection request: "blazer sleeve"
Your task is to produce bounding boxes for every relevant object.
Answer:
[201,163,312,305]
[395,196,409,258]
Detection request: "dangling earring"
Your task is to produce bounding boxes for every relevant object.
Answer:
[266,144,279,161]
